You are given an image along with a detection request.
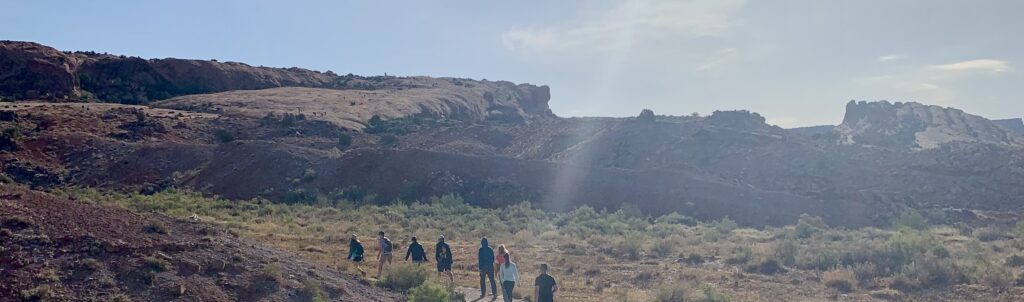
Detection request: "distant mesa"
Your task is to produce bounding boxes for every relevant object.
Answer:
[0,40,553,127]
[836,100,1023,149]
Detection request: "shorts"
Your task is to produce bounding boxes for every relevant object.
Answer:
[437,260,452,272]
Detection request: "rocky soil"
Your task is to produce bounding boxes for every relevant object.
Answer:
[0,184,402,301]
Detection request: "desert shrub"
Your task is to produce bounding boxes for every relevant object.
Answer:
[823,268,857,293]
[2,127,20,139]
[408,281,450,302]
[795,214,828,238]
[614,233,645,260]
[300,278,328,302]
[143,256,170,272]
[1005,255,1024,267]
[380,134,399,147]
[282,189,317,205]
[965,259,1013,289]
[261,263,285,283]
[213,129,235,143]
[655,212,698,226]
[143,222,169,234]
[337,132,353,148]
[20,285,51,301]
[650,238,677,258]
[974,227,1006,242]
[891,210,928,230]
[330,185,365,203]
[850,262,880,283]
[378,263,428,292]
[82,258,103,271]
[694,284,730,302]
[712,217,737,235]
[878,231,933,272]
[653,284,688,302]
[773,240,798,266]
[301,168,317,182]
[893,255,965,291]
[746,259,785,275]
[685,253,704,265]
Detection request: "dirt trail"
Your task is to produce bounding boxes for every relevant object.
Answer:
[454,286,527,302]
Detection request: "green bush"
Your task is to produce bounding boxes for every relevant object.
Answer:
[213,129,235,143]
[338,132,353,148]
[408,282,450,302]
[282,189,318,205]
[378,263,428,292]
[795,214,828,238]
[974,227,1006,242]
[614,233,645,260]
[694,284,730,302]
[891,210,928,230]
[823,268,856,293]
[653,284,688,302]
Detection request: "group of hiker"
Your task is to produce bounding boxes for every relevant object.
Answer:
[347,231,558,302]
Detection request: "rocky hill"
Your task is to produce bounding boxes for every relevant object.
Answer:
[3,42,1024,228]
[0,41,552,125]
[835,100,1023,149]
[994,118,1024,135]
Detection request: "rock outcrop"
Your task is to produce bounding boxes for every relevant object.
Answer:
[836,100,1022,149]
[993,118,1024,135]
[0,41,552,123]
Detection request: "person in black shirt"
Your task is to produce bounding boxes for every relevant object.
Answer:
[435,235,454,286]
[405,236,429,263]
[534,263,558,302]
[478,237,497,298]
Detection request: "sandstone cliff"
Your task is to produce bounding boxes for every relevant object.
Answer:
[0,41,552,124]
[836,100,1022,149]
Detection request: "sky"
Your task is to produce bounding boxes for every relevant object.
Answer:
[3,0,1022,127]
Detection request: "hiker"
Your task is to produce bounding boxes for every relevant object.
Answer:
[377,231,393,278]
[436,235,454,285]
[348,234,365,262]
[534,263,558,302]
[478,237,497,298]
[498,253,519,302]
[405,236,429,264]
[496,245,510,295]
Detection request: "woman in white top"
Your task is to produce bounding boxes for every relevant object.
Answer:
[498,253,519,302]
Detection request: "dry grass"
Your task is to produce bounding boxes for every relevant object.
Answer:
[56,188,1024,301]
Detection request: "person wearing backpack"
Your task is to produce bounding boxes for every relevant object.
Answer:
[348,234,365,263]
[376,231,393,278]
[435,235,454,286]
[405,236,429,264]
[478,237,497,298]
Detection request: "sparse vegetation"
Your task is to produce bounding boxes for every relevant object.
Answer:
[378,263,428,292]
[213,129,235,143]
[407,281,450,302]
[51,188,1024,301]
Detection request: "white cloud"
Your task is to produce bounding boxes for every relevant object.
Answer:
[502,0,747,54]
[928,59,1009,72]
[877,54,904,62]
[697,48,738,71]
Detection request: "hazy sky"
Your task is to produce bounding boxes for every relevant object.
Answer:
[3,0,1022,127]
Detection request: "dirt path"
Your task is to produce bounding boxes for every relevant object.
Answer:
[454,286,527,302]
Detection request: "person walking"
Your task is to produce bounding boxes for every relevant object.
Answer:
[376,231,393,278]
[405,236,429,264]
[534,263,558,302]
[348,234,365,262]
[498,253,520,302]
[478,237,497,298]
[496,245,510,296]
[435,235,454,286]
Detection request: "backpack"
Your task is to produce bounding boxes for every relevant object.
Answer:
[382,237,393,254]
